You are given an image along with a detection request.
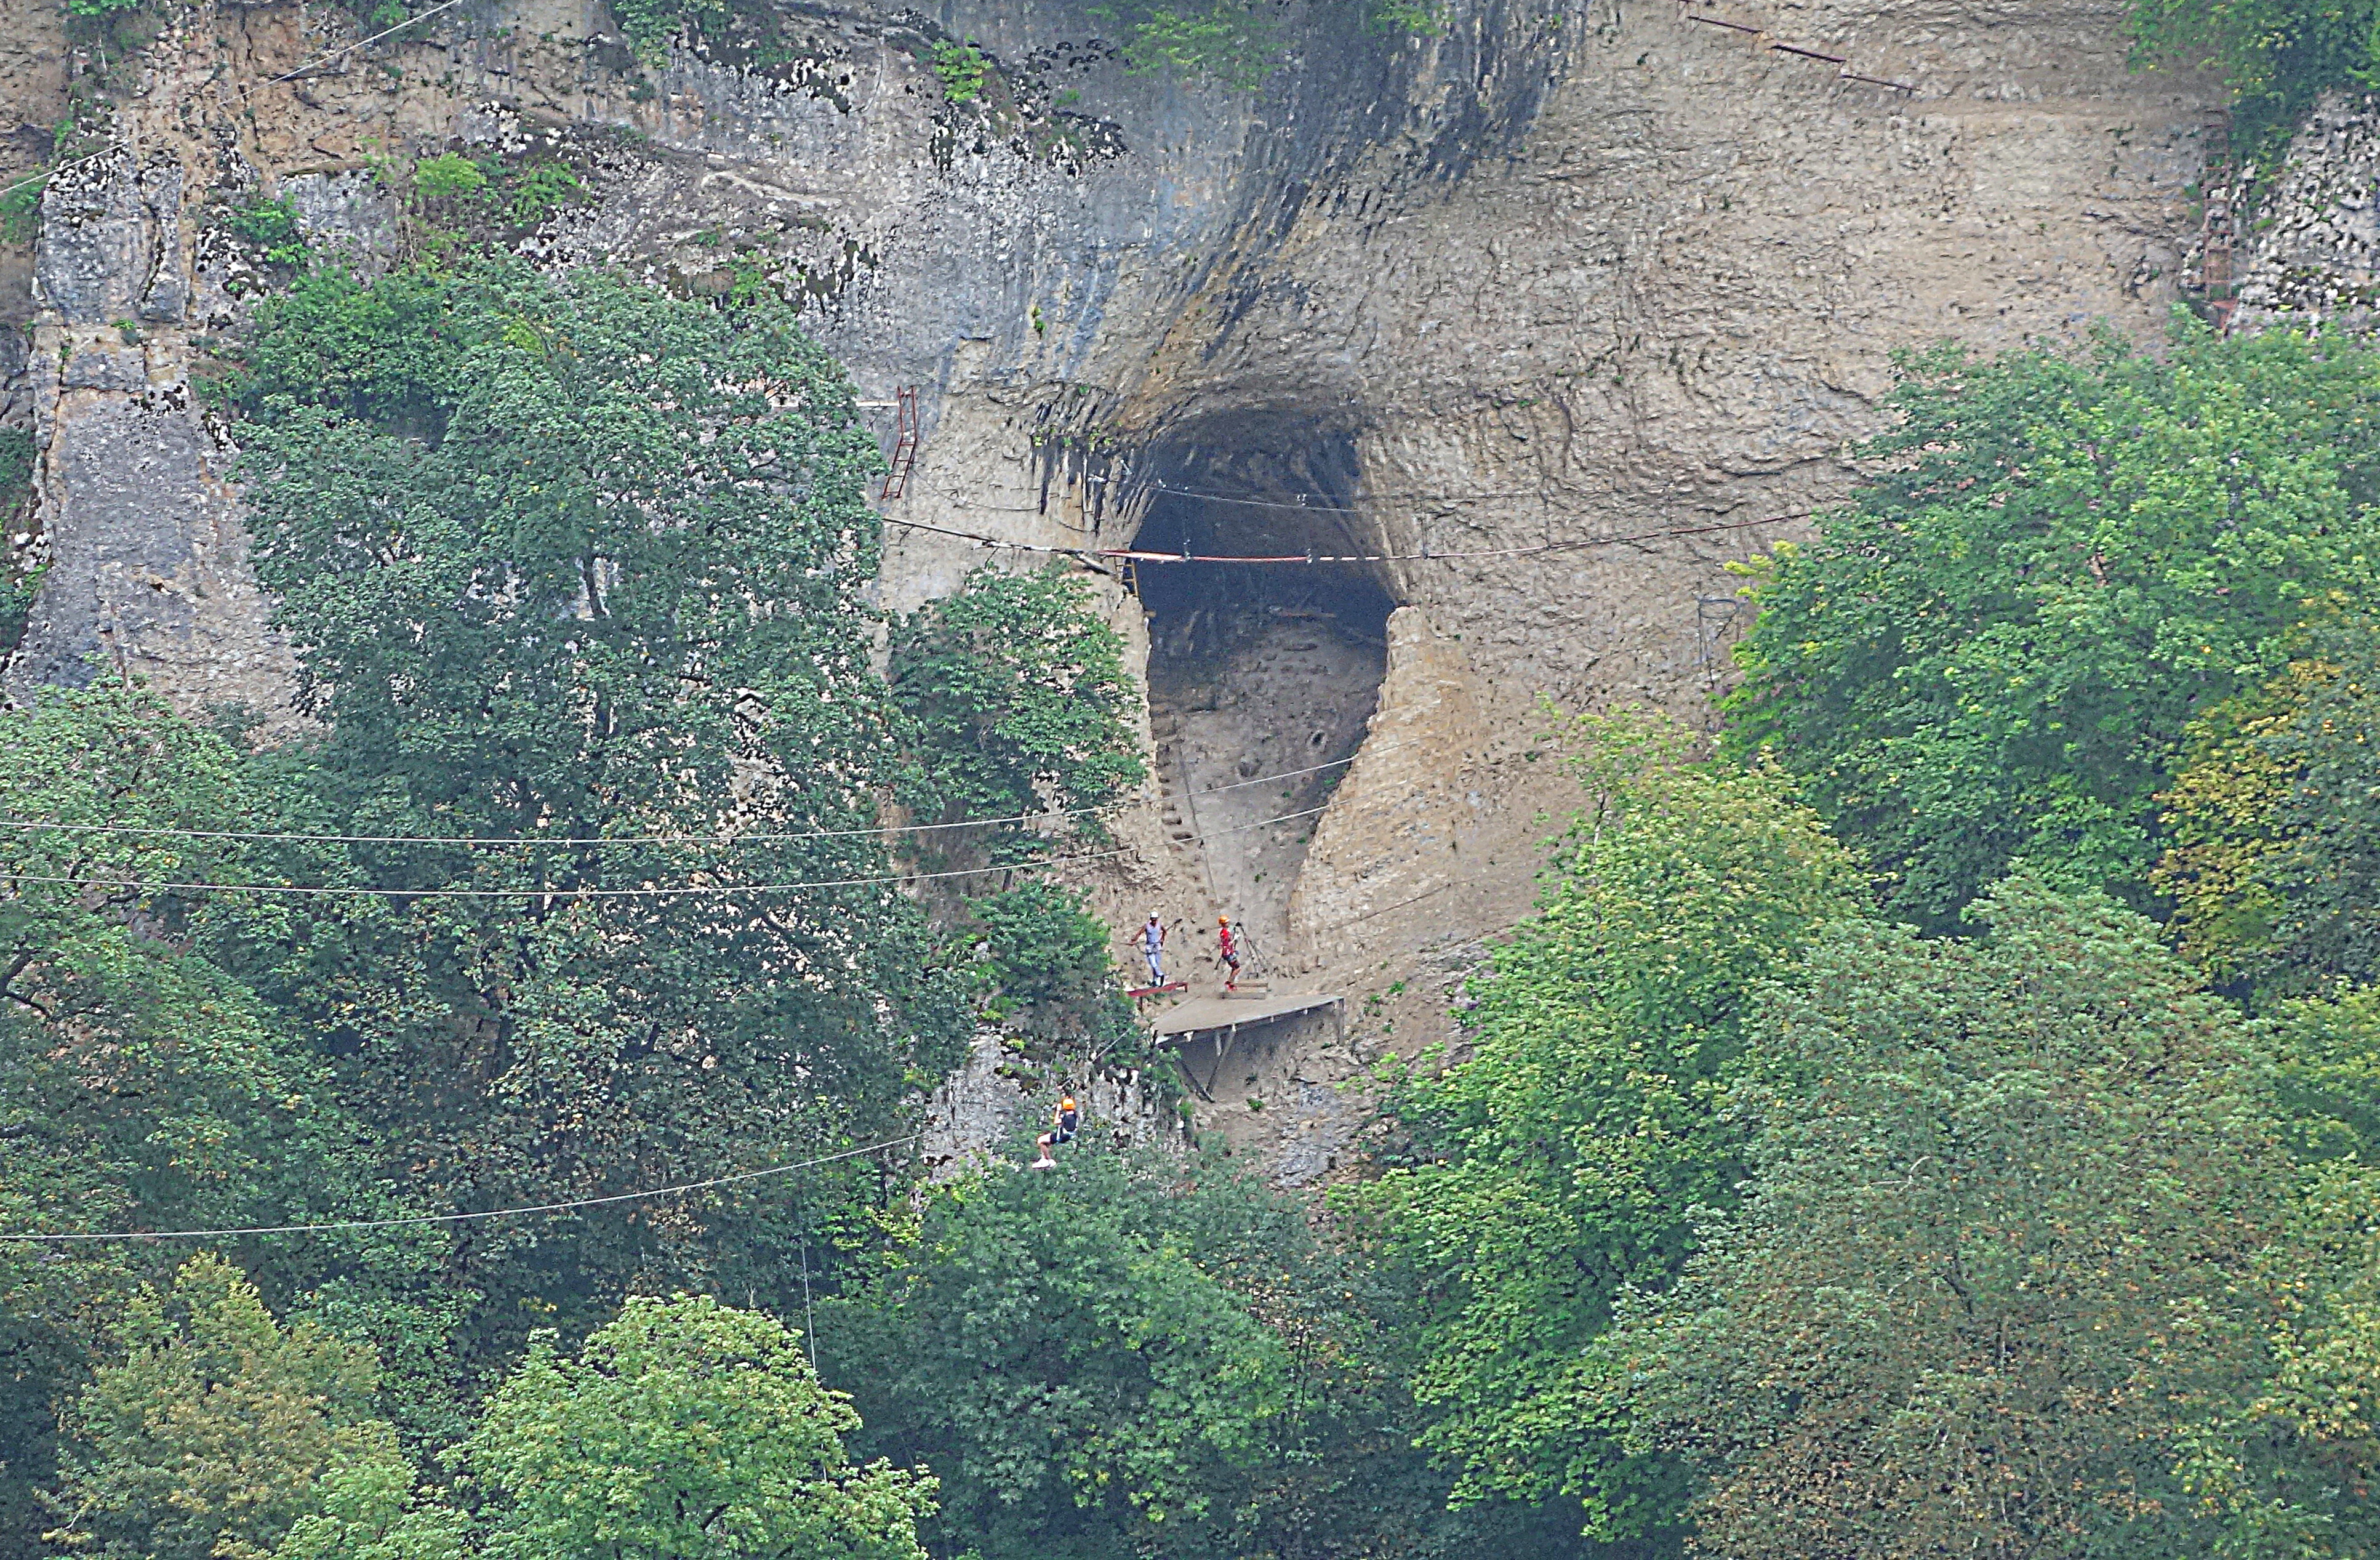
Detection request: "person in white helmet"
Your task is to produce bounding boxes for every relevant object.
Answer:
[1139,912,1166,985]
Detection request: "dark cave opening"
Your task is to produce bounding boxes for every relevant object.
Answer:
[1131,419,1397,965]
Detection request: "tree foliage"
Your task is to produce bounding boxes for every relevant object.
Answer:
[1726,326,2380,929]
[270,1457,470,1560]
[462,1293,935,1560]
[820,1141,1560,1560]
[890,565,1145,859]
[42,1255,418,1560]
[1344,711,1864,1538]
[2159,614,2380,1000]
[969,880,1136,1051]
[825,1148,1299,1557]
[1608,883,2300,1560]
[220,255,967,1362]
[0,683,443,1552]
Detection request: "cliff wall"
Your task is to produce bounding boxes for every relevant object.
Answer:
[0,0,2227,1175]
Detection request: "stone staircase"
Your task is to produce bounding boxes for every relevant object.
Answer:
[1150,702,1196,851]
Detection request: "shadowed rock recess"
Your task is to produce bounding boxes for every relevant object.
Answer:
[0,0,2240,1173]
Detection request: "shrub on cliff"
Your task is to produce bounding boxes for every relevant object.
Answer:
[891,565,1146,859]
[2131,0,2380,153]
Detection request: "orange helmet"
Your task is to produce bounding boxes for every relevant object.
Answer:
[1218,914,1230,925]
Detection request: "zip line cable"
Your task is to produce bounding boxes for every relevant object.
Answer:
[0,0,469,207]
[236,0,469,97]
[0,739,1422,848]
[4,854,1132,900]
[6,797,1342,899]
[0,1133,927,1244]
[1106,478,1539,513]
[884,507,1809,565]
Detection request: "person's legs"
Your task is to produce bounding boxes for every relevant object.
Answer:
[1146,950,1164,984]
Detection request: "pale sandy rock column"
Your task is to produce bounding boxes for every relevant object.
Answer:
[1288,605,1499,971]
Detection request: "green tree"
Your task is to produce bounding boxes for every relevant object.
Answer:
[460,1293,934,1560]
[1726,326,2380,930]
[1343,710,1864,1540]
[271,1457,469,1560]
[1608,882,2301,1560]
[827,1147,1308,1559]
[42,1254,423,1560]
[833,1141,1601,1560]
[889,565,1145,861]
[407,154,487,212]
[969,880,1137,1051]
[220,256,965,1361]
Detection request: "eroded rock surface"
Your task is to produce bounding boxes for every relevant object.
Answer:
[2224,91,2380,330]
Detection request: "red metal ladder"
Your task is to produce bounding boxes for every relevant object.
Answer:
[879,387,920,502]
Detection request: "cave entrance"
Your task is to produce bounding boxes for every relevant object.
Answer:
[1132,420,1395,970]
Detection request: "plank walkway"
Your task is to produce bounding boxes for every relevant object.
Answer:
[1151,987,1342,1038]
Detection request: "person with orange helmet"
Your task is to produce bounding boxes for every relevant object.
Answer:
[1216,915,1242,992]
[1032,1093,1081,1169]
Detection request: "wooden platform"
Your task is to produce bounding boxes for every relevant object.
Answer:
[1151,989,1343,1040]
[1152,989,1345,1102]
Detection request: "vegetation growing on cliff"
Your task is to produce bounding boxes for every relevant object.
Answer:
[891,566,1147,858]
[2131,0,2380,154]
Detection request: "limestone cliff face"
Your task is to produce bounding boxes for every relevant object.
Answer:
[0,0,2232,1173]
[2218,90,2380,331]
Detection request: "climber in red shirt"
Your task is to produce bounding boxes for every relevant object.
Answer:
[1216,915,1242,991]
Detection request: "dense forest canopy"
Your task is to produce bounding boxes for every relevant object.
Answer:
[11,212,2380,1560]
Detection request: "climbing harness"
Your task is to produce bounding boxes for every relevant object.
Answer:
[1217,915,1243,991]
[1031,1093,1081,1169]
